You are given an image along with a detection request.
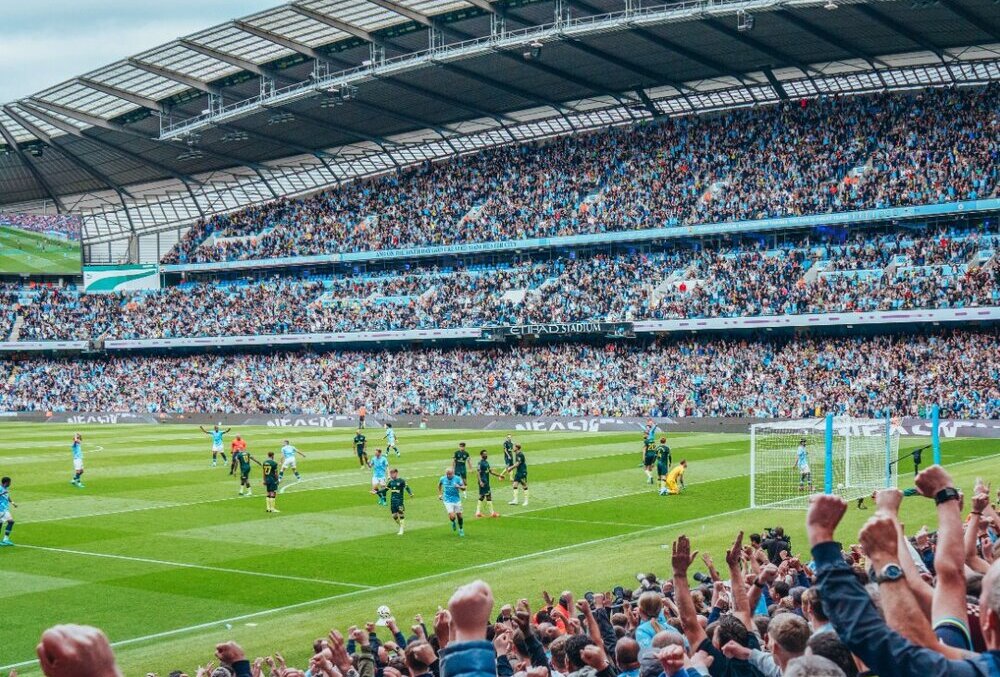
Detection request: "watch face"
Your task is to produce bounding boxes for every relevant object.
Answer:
[881,564,903,581]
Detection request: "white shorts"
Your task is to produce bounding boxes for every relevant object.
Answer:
[281,457,297,470]
[444,501,463,515]
[0,510,11,522]
[372,476,386,488]
[799,465,811,476]
[73,458,84,472]
[212,443,223,452]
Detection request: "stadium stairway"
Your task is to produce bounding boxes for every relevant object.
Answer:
[8,315,23,342]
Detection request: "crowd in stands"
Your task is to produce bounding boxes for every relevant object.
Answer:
[10,226,999,342]
[1,330,995,417]
[19,466,1000,677]
[162,85,1000,266]
[0,212,80,239]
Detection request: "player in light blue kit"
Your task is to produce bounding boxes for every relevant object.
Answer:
[71,433,85,488]
[199,424,232,467]
[644,419,658,446]
[369,449,390,504]
[278,440,306,482]
[0,476,16,546]
[384,424,400,458]
[794,438,813,492]
[438,467,467,536]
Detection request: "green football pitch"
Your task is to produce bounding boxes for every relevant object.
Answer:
[0,423,997,675]
[0,226,80,275]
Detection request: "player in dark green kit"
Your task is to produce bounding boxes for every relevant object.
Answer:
[354,429,368,468]
[453,442,472,499]
[475,449,504,518]
[377,468,413,535]
[655,438,672,496]
[501,435,515,478]
[233,447,262,496]
[262,451,280,513]
[508,445,528,506]
[643,440,657,485]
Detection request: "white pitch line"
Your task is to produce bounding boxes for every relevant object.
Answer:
[14,544,373,589]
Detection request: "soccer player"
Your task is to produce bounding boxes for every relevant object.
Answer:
[228,435,247,475]
[475,449,503,518]
[380,468,413,535]
[70,433,85,488]
[655,438,673,496]
[233,445,262,496]
[453,442,472,498]
[200,424,231,467]
[278,439,306,482]
[0,476,16,546]
[508,444,529,506]
[438,467,466,536]
[642,439,657,485]
[384,424,400,458]
[502,435,515,477]
[262,451,280,513]
[664,460,687,495]
[795,438,813,492]
[369,448,390,504]
[353,429,368,468]
[644,419,658,447]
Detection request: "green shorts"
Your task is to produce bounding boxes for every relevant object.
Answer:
[390,502,405,516]
[479,484,492,499]
[513,471,527,483]
[644,453,657,466]
[264,482,279,493]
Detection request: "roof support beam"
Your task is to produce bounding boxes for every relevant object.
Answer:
[634,88,659,117]
[0,119,66,213]
[774,11,888,69]
[630,28,752,84]
[462,0,496,13]
[11,102,202,187]
[127,59,224,97]
[77,77,166,113]
[761,69,789,100]
[177,39,298,86]
[365,0,433,27]
[3,105,135,200]
[289,5,382,45]
[850,4,946,60]
[561,39,692,92]
[379,75,518,125]
[702,18,820,76]
[936,0,1000,44]
[234,21,333,62]
[437,61,565,111]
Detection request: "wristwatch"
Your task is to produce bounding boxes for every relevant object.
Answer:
[875,563,904,584]
[934,487,961,505]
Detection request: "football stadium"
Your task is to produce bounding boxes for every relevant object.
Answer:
[0,0,999,675]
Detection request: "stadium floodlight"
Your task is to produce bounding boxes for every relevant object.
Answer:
[749,414,900,510]
[268,112,295,125]
[737,9,754,32]
[824,0,838,9]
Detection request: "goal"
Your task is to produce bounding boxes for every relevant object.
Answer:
[750,415,900,509]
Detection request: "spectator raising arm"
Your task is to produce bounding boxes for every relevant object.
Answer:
[914,466,973,651]
[671,535,708,650]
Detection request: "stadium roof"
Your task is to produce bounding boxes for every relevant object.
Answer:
[1,0,998,251]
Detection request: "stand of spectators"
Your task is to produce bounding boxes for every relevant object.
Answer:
[11,226,999,342]
[161,85,1000,266]
[1,330,996,417]
[18,466,1000,677]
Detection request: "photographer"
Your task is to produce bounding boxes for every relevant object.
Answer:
[762,527,791,566]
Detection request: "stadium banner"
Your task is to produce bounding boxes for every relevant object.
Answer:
[482,322,634,338]
[99,307,1000,351]
[0,340,89,352]
[160,198,1000,274]
[103,327,481,350]
[10,414,999,438]
[83,264,161,293]
[634,307,1000,332]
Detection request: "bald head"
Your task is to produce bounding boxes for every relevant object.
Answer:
[615,637,640,668]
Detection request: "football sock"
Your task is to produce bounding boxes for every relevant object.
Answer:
[486,501,495,514]
[457,515,464,528]
[522,490,529,505]
[476,500,484,514]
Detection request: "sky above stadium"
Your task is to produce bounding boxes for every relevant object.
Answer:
[0,0,278,102]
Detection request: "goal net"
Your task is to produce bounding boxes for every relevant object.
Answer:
[750,415,900,509]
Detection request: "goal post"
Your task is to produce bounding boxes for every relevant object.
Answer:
[750,414,900,509]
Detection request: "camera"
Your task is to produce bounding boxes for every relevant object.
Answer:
[692,572,710,583]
